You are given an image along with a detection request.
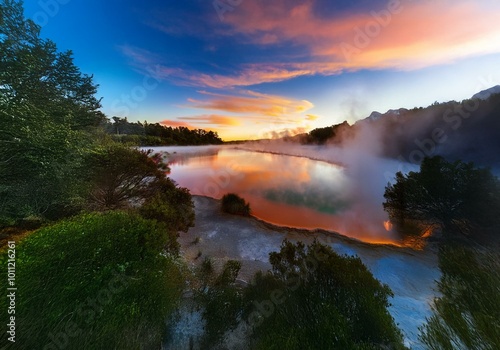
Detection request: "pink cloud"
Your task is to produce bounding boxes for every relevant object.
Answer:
[223,0,500,70]
[124,1,500,89]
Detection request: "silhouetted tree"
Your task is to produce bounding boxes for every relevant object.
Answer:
[384,156,500,237]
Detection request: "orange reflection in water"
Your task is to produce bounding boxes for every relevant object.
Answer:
[168,148,402,246]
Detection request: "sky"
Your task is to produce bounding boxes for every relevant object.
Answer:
[23,0,500,140]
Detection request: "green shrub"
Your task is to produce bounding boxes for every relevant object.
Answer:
[138,177,194,233]
[221,193,251,216]
[420,245,500,349]
[195,259,243,348]
[243,240,405,350]
[0,211,184,349]
[82,144,166,210]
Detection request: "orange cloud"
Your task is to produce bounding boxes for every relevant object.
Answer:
[185,90,314,117]
[178,114,242,126]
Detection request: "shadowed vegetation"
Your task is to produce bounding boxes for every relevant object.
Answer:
[221,193,251,216]
[420,245,500,349]
[384,156,500,238]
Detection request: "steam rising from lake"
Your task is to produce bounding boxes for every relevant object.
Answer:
[150,143,417,245]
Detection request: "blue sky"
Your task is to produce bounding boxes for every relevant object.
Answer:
[23,0,500,140]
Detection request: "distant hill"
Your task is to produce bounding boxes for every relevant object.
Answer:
[299,87,500,167]
[472,85,500,100]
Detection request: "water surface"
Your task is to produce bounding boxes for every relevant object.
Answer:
[157,146,398,244]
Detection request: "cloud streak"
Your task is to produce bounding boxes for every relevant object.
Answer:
[186,90,314,117]
[158,89,315,139]
[178,114,242,126]
[129,0,500,88]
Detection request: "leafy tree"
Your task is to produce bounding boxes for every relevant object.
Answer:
[0,0,103,128]
[243,240,405,349]
[420,245,500,349]
[221,193,251,216]
[383,156,500,237]
[0,0,103,225]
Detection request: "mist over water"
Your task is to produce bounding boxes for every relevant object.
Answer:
[151,143,417,245]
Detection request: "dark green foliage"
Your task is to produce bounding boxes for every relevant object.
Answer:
[138,177,195,233]
[221,193,251,216]
[0,212,184,349]
[303,121,351,145]
[0,0,103,128]
[384,156,500,237]
[243,240,405,350]
[420,245,500,349]
[0,105,90,225]
[0,0,103,226]
[103,117,224,145]
[195,259,243,348]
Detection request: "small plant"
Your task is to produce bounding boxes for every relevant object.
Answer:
[221,193,251,216]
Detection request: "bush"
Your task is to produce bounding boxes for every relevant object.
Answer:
[195,259,243,348]
[0,212,184,349]
[243,240,405,350]
[138,177,194,233]
[384,156,500,237]
[83,144,195,235]
[82,144,167,210]
[420,245,500,349]
[221,193,251,216]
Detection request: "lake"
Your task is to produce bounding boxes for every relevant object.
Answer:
[151,145,402,245]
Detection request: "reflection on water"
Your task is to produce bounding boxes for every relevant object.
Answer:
[157,146,400,245]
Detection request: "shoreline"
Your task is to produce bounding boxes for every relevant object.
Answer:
[179,196,440,349]
[194,195,431,252]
